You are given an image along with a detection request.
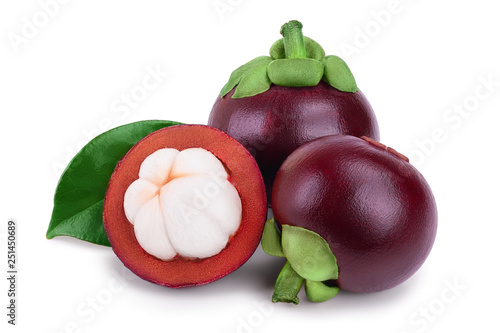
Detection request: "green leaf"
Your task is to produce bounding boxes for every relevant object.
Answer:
[281,224,338,281]
[322,55,359,93]
[267,58,324,87]
[47,120,181,246]
[305,280,339,303]
[261,218,285,257]
[220,56,273,97]
[272,261,304,305]
[48,200,109,246]
[269,37,326,60]
[232,59,272,98]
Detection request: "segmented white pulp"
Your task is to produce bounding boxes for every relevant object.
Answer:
[123,148,242,261]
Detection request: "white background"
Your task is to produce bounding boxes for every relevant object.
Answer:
[1,0,499,332]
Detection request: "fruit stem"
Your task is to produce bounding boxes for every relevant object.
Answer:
[280,20,307,59]
[272,261,304,304]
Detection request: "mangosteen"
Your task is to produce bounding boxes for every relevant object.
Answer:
[104,125,267,287]
[262,135,437,303]
[208,20,379,200]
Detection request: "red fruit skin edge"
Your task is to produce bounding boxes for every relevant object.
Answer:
[103,125,267,288]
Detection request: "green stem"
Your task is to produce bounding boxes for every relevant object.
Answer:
[280,20,307,59]
[272,261,304,304]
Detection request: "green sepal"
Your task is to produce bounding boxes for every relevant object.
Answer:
[305,280,340,303]
[322,55,359,93]
[220,56,273,98]
[281,224,338,281]
[267,58,324,87]
[269,37,326,61]
[232,60,272,98]
[261,218,285,257]
[272,261,304,305]
[222,20,361,98]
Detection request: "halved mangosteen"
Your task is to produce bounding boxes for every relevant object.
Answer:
[103,124,267,287]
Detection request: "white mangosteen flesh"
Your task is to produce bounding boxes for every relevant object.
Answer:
[123,148,242,261]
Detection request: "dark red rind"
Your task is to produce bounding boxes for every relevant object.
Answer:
[103,125,267,288]
[272,135,437,293]
[208,81,380,198]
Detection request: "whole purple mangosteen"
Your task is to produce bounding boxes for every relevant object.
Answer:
[262,135,437,304]
[208,21,379,201]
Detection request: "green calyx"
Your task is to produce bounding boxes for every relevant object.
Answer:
[261,218,340,304]
[220,20,358,99]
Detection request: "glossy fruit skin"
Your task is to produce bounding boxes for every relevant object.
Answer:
[272,135,437,293]
[208,81,380,198]
[103,125,267,288]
